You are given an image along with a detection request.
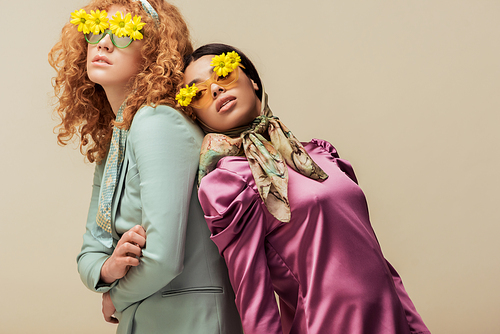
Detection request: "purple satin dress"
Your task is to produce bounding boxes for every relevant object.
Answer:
[199,139,430,334]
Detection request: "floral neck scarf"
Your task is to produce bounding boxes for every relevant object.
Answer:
[92,103,129,248]
[198,94,328,222]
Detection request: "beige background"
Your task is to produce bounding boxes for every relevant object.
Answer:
[1,0,498,333]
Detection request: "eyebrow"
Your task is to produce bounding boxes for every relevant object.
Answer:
[187,78,200,86]
[187,69,214,86]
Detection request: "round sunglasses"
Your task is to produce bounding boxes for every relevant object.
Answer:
[85,29,135,48]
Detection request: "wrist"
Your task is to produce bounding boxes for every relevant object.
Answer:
[100,258,116,284]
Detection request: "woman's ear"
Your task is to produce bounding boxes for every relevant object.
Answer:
[251,79,259,91]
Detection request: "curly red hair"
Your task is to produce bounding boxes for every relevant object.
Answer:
[49,0,193,163]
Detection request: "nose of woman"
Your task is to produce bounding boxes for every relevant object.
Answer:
[97,34,114,52]
[211,83,225,99]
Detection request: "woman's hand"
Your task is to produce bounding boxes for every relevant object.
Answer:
[102,292,118,324]
[100,225,146,284]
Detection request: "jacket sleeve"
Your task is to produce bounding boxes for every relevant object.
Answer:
[109,105,202,312]
[76,157,117,293]
[199,167,284,334]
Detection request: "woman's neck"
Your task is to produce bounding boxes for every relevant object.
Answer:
[104,87,129,115]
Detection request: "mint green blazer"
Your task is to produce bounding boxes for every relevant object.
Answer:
[77,105,242,334]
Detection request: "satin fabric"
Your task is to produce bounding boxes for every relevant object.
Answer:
[198,95,327,222]
[198,139,430,334]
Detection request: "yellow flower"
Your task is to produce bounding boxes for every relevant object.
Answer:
[110,12,133,38]
[70,9,91,34]
[185,84,199,97]
[176,84,198,107]
[210,53,233,77]
[225,51,241,70]
[87,10,109,35]
[129,15,146,40]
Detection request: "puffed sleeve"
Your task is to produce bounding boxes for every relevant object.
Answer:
[199,165,284,334]
[310,138,358,184]
[77,159,117,292]
[108,105,202,312]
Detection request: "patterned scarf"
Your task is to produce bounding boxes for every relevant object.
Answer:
[92,103,129,248]
[198,94,328,222]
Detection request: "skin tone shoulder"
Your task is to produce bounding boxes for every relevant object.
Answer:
[183,55,261,132]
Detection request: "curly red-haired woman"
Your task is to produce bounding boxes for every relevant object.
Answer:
[49,2,242,333]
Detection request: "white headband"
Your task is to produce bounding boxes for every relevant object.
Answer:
[137,0,159,26]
